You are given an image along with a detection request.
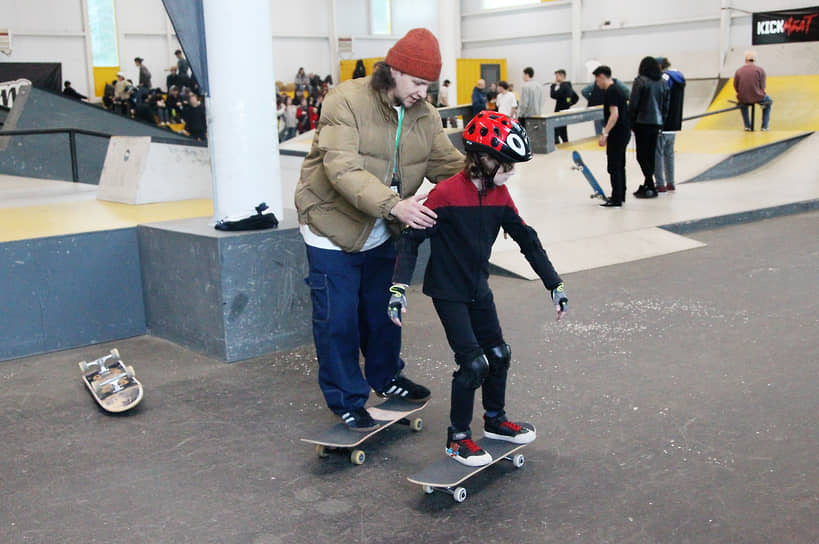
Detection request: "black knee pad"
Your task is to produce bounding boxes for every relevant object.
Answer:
[485,343,511,376]
[453,354,489,390]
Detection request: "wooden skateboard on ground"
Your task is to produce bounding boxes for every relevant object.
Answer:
[78,348,143,413]
[571,150,607,200]
[301,398,428,465]
[407,423,535,503]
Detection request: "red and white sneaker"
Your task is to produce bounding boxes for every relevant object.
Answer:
[446,428,492,467]
[484,414,536,444]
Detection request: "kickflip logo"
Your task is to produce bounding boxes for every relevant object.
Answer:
[753,7,819,44]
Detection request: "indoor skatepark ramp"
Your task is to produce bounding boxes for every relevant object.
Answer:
[0,86,195,184]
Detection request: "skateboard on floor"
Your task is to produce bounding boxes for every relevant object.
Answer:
[78,348,143,413]
[571,150,607,200]
[407,423,535,503]
[301,398,428,465]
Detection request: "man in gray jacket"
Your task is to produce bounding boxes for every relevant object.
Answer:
[517,67,543,127]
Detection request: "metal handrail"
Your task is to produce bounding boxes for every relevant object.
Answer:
[0,127,205,182]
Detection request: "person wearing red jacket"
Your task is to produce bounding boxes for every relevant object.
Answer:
[388,111,568,466]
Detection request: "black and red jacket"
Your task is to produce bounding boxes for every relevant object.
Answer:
[393,170,562,302]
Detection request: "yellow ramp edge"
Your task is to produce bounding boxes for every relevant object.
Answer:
[0,199,213,243]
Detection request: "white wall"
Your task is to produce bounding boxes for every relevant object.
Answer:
[0,0,92,95]
[2,0,813,101]
[461,0,818,94]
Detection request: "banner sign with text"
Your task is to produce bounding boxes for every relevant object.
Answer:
[752,6,819,45]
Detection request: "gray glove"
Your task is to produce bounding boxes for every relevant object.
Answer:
[551,282,568,319]
[387,284,407,326]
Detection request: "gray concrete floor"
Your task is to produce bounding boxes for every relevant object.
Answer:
[2,212,817,544]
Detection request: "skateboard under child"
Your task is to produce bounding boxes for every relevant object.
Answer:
[571,150,607,200]
[407,422,535,503]
[78,348,143,413]
[301,398,428,465]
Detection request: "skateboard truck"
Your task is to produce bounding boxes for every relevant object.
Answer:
[78,348,120,375]
[92,366,136,395]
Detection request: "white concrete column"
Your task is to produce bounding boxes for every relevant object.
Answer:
[571,0,582,82]
[202,0,282,221]
[437,0,461,104]
[719,0,732,77]
[328,0,340,88]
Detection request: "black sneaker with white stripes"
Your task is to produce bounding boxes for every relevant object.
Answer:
[340,407,379,432]
[376,374,431,403]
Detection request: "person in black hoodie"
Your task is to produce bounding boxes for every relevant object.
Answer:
[630,56,670,199]
[388,111,568,467]
[550,69,579,143]
[654,57,685,192]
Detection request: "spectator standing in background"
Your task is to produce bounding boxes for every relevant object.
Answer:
[550,69,579,143]
[582,78,606,135]
[175,50,190,78]
[485,82,498,111]
[295,67,309,91]
[654,57,685,192]
[472,79,487,115]
[594,65,631,208]
[495,80,518,118]
[517,67,543,127]
[438,79,456,128]
[630,56,669,199]
[135,57,152,89]
[734,49,772,131]
[283,95,298,140]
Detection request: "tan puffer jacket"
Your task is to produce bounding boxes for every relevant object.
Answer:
[295,76,464,252]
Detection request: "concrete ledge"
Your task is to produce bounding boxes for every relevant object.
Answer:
[660,199,819,234]
[0,228,146,361]
[138,210,311,362]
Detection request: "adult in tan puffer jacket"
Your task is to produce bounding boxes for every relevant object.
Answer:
[295,28,463,430]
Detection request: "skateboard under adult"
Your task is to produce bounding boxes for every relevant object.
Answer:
[571,150,607,200]
[407,422,535,503]
[78,348,143,413]
[301,398,428,465]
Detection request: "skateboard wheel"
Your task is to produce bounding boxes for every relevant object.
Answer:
[315,445,328,458]
[111,348,120,359]
[78,361,90,372]
[350,450,366,465]
[513,454,525,468]
[410,417,423,432]
[93,382,105,394]
[453,487,467,503]
[422,485,434,495]
[125,365,135,378]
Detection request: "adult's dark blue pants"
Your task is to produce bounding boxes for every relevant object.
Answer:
[305,241,404,414]
[433,292,506,433]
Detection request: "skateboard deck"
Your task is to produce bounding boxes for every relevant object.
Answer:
[571,150,607,200]
[301,398,428,465]
[407,423,535,503]
[78,348,143,413]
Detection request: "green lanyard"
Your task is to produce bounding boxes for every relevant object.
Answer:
[392,106,404,176]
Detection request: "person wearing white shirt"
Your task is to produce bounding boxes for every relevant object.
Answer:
[495,80,518,118]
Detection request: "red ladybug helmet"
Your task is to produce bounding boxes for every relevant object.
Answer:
[463,111,533,163]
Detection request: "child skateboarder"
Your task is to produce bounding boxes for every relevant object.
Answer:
[387,111,568,466]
